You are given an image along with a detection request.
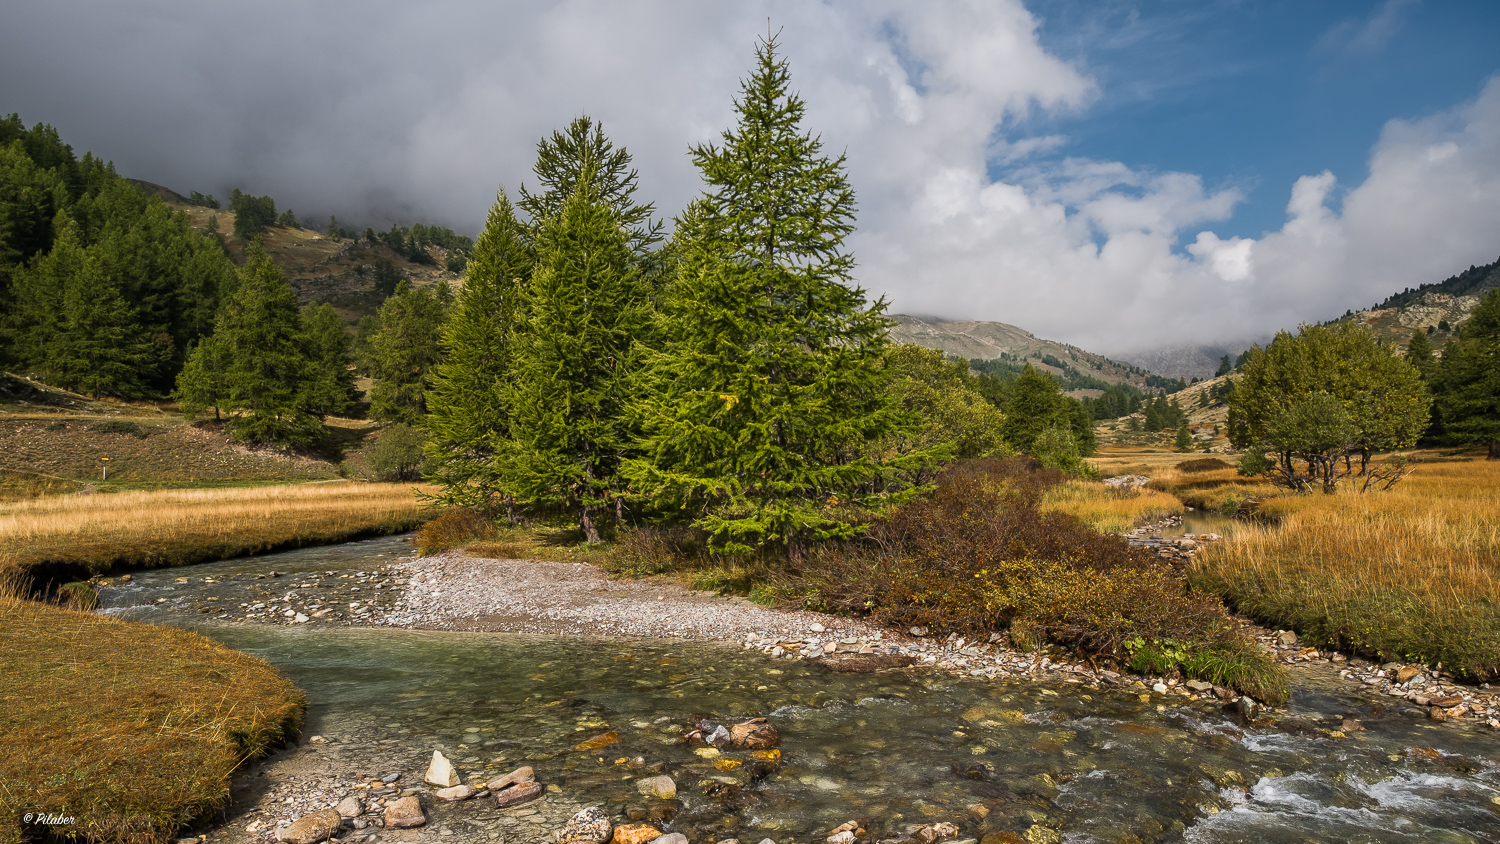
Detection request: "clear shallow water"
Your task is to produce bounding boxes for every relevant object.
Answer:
[101,540,1500,843]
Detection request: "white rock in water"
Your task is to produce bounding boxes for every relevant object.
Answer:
[1152,683,1168,694]
[650,835,689,844]
[425,750,460,787]
[637,774,677,799]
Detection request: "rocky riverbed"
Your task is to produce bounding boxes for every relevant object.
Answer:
[96,536,1500,844]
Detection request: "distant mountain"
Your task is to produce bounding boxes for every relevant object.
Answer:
[1340,255,1500,351]
[886,314,1177,393]
[1116,344,1238,383]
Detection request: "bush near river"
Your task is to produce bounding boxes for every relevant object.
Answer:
[0,583,305,844]
[1190,456,1500,682]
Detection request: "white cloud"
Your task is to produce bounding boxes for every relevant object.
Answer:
[3,1,1497,358]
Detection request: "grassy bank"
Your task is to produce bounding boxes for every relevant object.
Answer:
[0,587,305,844]
[1039,478,1184,533]
[0,482,434,586]
[1189,458,1500,681]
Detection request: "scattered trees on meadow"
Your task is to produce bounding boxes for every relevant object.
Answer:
[1229,321,1429,491]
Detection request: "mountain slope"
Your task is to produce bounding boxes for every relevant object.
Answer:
[886,314,1172,392]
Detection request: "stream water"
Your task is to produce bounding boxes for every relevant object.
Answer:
[101,538,1500,843]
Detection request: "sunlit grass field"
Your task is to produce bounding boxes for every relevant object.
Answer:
[0,481,434,580]
[1039,478,1185,534]
[1189,458,1500,679]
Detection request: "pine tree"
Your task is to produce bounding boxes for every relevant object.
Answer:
[1002,364,1070,452]
[1405,327,1437,381]
[1435,289,1500,459]
[368,281,451,424]
[625,36,915,559]
[424,190,535,512]
[518,117,661,254]
[300,302,359,416]
[184,248,322,445]
[25,226,156,398]
[503,179,650,542]
[1175,423,1192,452]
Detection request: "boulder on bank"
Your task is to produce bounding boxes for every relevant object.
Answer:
[275,809,341,844]
[425,750,460,787]
[384,795,426,829]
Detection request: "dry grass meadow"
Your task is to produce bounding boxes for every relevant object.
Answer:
[0,482,434,582]
[0,579,305,844]
[1188,456,1500,680]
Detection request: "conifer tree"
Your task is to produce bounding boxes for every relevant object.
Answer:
[503,178,649,542]
[1002,364,1070,452]
[1405,327,1437,382]
[424,190,534,511]
[368,281,451,424]
[24,226,156,398]
[300,302,359,416]
[1435,289,1500,459]
[179,248,321,445]
[625,36,915,559]
[518,117,661,254]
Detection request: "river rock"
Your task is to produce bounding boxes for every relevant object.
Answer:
[1275,630,1297,647]
[495,781,543,807]
[637,775,676,799]
[730,718,780,749]
[384,795,426,829]
[611,824,663,844]
[558,807,613,844]
[335,795,363,819]
[651,835,688,844]
[276,809,342,844]
[426,750,460,787]
[1396,665,1422,684]
[435,784,476,801]
[487,765,535,790]
[914,822,959,843]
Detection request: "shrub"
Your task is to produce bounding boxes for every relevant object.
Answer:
[415,507,491,555]
[366,423,426,481]
[783,458,1286,702]
[1178,457,1232,473]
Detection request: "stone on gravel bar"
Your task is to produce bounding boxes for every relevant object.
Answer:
[335,795,363,819]
[275,809,342,844]
[425,750,460,787]
[434,784,475,801]
[384,795,426,829]
[650,835,688,844]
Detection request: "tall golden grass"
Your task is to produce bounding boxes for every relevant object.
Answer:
[0,482,434,580]
[0,594,305,844]
[1039,479,1184,533]
[1190,459,1500,679]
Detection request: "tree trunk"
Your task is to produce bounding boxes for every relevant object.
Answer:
[1489,439,1499,460]
[580,505,601,544]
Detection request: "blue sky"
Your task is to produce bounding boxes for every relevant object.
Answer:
[1024,0,1500,244]
[2,1,1497,354]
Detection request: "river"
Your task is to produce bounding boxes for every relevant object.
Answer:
[101,537,1500,844]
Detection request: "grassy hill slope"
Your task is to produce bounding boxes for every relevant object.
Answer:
[888,314,1168,392]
